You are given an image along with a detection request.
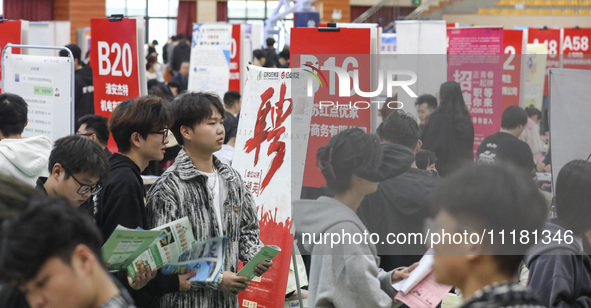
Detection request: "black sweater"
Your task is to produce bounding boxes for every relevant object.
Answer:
[96,153,179,308]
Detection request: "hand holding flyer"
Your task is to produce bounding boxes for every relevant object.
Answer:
[237,245,281,279]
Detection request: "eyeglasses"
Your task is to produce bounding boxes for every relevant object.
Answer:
[76,132,95,137]
[63,167,102,195]
[148,128,169,143]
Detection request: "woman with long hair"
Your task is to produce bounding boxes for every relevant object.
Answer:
[420,81,474,176]
[293,128,417,307]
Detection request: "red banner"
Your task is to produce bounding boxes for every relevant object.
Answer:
[562,28,591,70]
[502,29,524,111]
[527,28,561,96]
[448,27,504,155]
[0,21,23,94]
[229,24,241,92]
[91,18,142,152]
[291,28,373,188]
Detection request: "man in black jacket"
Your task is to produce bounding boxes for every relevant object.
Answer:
[60,44,95,122]
[95,96,194,308]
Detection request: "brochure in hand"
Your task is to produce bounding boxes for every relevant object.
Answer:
[237,245,281,279]
[161,236,227,284]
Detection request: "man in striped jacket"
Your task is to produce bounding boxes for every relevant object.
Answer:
[146,92,272,308]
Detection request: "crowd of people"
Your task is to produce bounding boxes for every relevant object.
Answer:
[0,35,587,308]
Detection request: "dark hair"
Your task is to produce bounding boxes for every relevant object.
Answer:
[146,54,158,70]
[223,90,241,108]
[59,44,82,62]
[78,114,110,145]
[525,105,542,119]
[0,196,104,285]
[377,110,419,150]
[253,49,266,61]
[317,128,381,194]
[108,96,173,153]
[416,149,437,170]
[0,93,28,137]
[266,37,275,47]
[436,81,473,141]
[48,135,109,180]
[170,92,225,146]
[0,175,40,226]
[177,33,185,40]
[501,105,528,130]
[555,160,591,234]
[279,50,290,60]
[223,116,238,144]
[151,40,159,45]
[414,94,437,110]
[431,164,547,276]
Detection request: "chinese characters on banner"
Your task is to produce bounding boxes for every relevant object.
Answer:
[91,18,144,152]
[291,27,373,188]
[448,27,503,154]
[0,20,25,94]
[502,29,525,111]
[527,28,562,96]
[229,24,241,92]
[562,28,591,70]
[233,66,314,308]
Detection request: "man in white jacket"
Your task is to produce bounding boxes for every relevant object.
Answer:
[0,93,51,187]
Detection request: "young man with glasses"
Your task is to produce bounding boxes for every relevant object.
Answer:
[77,114,112,157]
[36,135,108,208]
[95,96,194,308]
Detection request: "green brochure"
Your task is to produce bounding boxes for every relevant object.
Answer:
[237,245,281,279]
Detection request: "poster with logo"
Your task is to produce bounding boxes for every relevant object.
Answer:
[189,23,232,99]
[291,27,373,188]
[233,65,314,308]
[562,28,591,70]
[502,29,526,110]
[91,17,145,151]
[0,20,28,94]
[448,27,504,154]
[3,53,73,142]
[527,28,562,96]
[524,43,548,110]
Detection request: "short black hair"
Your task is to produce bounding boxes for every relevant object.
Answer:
[223,90,241,108]
[108,96,173,153]
[525,105,542,119]
[555,160,591,234]
[501,105,528,129]
[317,128,381,194]
[415,149,437,170]
[0,196,104,285]
[59,44,82,62]
[279,50,290,61]
[177,33,185,40]
[376,110,419,150]
[170,92,226,146]
[253,49,266,61]
[0,175,40,226]
[431,164,547,276]
[48,135,109,180]
[78,114,110,145]
[0,93,28,137]
[266,37,275,47]
[414,94,437,110]
[223,116,238,144]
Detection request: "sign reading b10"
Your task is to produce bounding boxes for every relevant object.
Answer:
[91,18,141,117]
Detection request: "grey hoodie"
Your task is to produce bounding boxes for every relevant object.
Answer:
[293,197,400,308]
[0,135,51,187]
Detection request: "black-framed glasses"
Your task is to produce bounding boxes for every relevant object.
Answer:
[76,132,94,137]
[63,167,102,195]
[148,128,169,143]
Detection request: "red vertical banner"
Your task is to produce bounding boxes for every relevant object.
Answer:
[448,27,504,155]
[91,18,142,152]
[502,29,525,110]
[229,24,241,92]
[291,28,373,188]
[527,28,562,96]
[0,21,23,94]
[562,28,591,70]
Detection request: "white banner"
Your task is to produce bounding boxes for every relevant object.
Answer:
[549,68,591,192]
[3,53,73,142]
[188,23,232,99]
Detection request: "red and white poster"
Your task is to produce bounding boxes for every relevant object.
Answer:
[502,29,525,110]
[229,24,241,92]
[562,28,591,70]
[291,27,373,188]
[233,66,314,308]
[0,20,25,94]
[527,28,562,96]
[448,27,504,154]
[91,18,145,152]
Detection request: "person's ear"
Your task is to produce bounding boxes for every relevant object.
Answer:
[71,244,96,276]
[51,163,64,180]
[89,134,98,143]
[24,118,28,128]
[130,132,142,148]
[414,140,423,154]
[180,125,192,141]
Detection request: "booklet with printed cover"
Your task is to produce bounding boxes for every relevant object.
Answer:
[102,227,164,272]
[237,245,281,279]
[161,236,227,285]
